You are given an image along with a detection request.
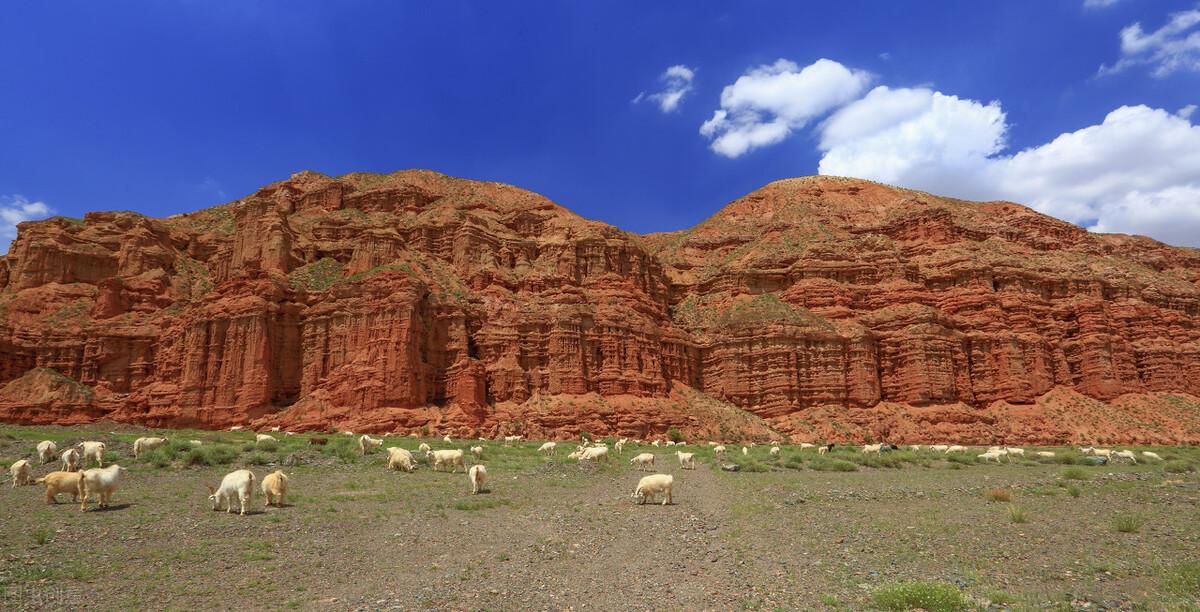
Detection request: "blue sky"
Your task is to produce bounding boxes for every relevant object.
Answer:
[2,1,1199,245]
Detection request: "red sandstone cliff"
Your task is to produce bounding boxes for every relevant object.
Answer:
[1,170,1198,444]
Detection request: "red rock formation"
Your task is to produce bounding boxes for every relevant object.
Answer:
[0,170,1198,443]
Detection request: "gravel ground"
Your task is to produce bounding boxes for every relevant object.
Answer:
[1,428,1198,611]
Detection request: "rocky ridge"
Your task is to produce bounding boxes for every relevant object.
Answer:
[1,169,1197,443]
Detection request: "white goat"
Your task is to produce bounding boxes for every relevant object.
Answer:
[579,446,610,462]
[630,452,655,471]
[713,445,726,460]
[133,437,168,460]
[255,434,277,444]
[10,459,33,487]
[61,447,81,472]
[261,470,289,507]
[1141,451,1163,461]
[945,445,968,454]
[78,441,106,467]
[358,434,383,456]
[930,444,949,452]
[1005,447,1025,458]
[769,446,781,457]
[36,440,58,464]
[977,451,1005,464]
[677,451,696,470]
[632,474,673,505]
[468,464,487,495]
[470,445,485,458]
[1035,451,1056,458]
[538,442,557,456]
[386,447,415,472]
[418,442,431,453]
[208,469,255,515]
[862,443,882,454]
[428,449,466,473]
[1112,450,1137,464]
[80,464,128,511]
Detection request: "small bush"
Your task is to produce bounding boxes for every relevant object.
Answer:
[1008,505,1029,524]
[945,454,974,465]
[872,581,968,612]
[783,455,806,470]
[984,488,1012,502]
[667,428,684,443]
[1061,467,1090,481]
[143,447,174,468]
[809,457,858,472]
[32,527,51,546]
[1163,561,1200,599]
[185,445,237,466]
[735,458,771,473]
[256,441,278,453]
[246,452,271,465]
[1163,460,1195,474]
[1067,484,1081,498]
[1113,514,1144,533]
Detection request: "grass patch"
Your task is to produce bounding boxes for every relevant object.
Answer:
[185,445,237,466]
[872,581,968,612]
[808,457,858,472]
[1008,505,1029,524]
[983,488,1012,502]
[31,527,51,546]
[1060,467,1090,481]
[1163,460,1195,474]
[1112,514,1145,533]
[1067,484,1081,498]
[453,497,511,512]
[1163,561,1200,599]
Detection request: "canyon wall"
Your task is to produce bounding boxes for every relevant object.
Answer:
[1,170,1198,443]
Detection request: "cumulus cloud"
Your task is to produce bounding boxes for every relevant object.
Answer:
[699,58,871,157]
[0,196,52,250]
[1099,8,1200,77]
[634,64,696,113]
[815,88,1200,245]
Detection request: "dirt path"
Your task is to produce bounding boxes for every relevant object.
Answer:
[322,463,747,611]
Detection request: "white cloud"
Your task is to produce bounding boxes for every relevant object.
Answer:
[1083,0,1120,9]
[0,196,52,250]
[1178,103,1197,119]
[699,58,871,157]
[1099,8,1200,77]
[634,64,696,113]
[817,86,1007,199]
[815,89,1200,245]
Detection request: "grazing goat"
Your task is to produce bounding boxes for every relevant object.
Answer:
[503,435,522,446]
[677,451,696,470]
[630,453,655,471]
[633,474,673,505]
[255,434,277,444]
[799,443,816,450]
[713,445,726,460]
[443,435,453,443]
[427,449,466,473]
[80,464,128,511]
[818,443,835,455]
[36,440,58,464]
[862,443,882,454]
[470,445,484,458]
[418,443,431,453]
[1092,448,1114,458]
[261,470,289,507]
[207,469,255,515]
[133,437,168,460]
[78,441,106,467]
[1035,451,1056,458]
[10,459,33,487]
[468,464,487,494]
[1112,450,1137,464]
[538,442,557,456]
[386,447,415,472]
[769,446,781,457]
[36,471,81,504]
[945,445,968,454]
[358,434,383,456]
[741,446,748,456]
[978,451,1005,464]
[1141,451,1163,461]
[930,445,949,453]
[1005,447,1025,458]
[579,446,610,462]
[61,447,81,472]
